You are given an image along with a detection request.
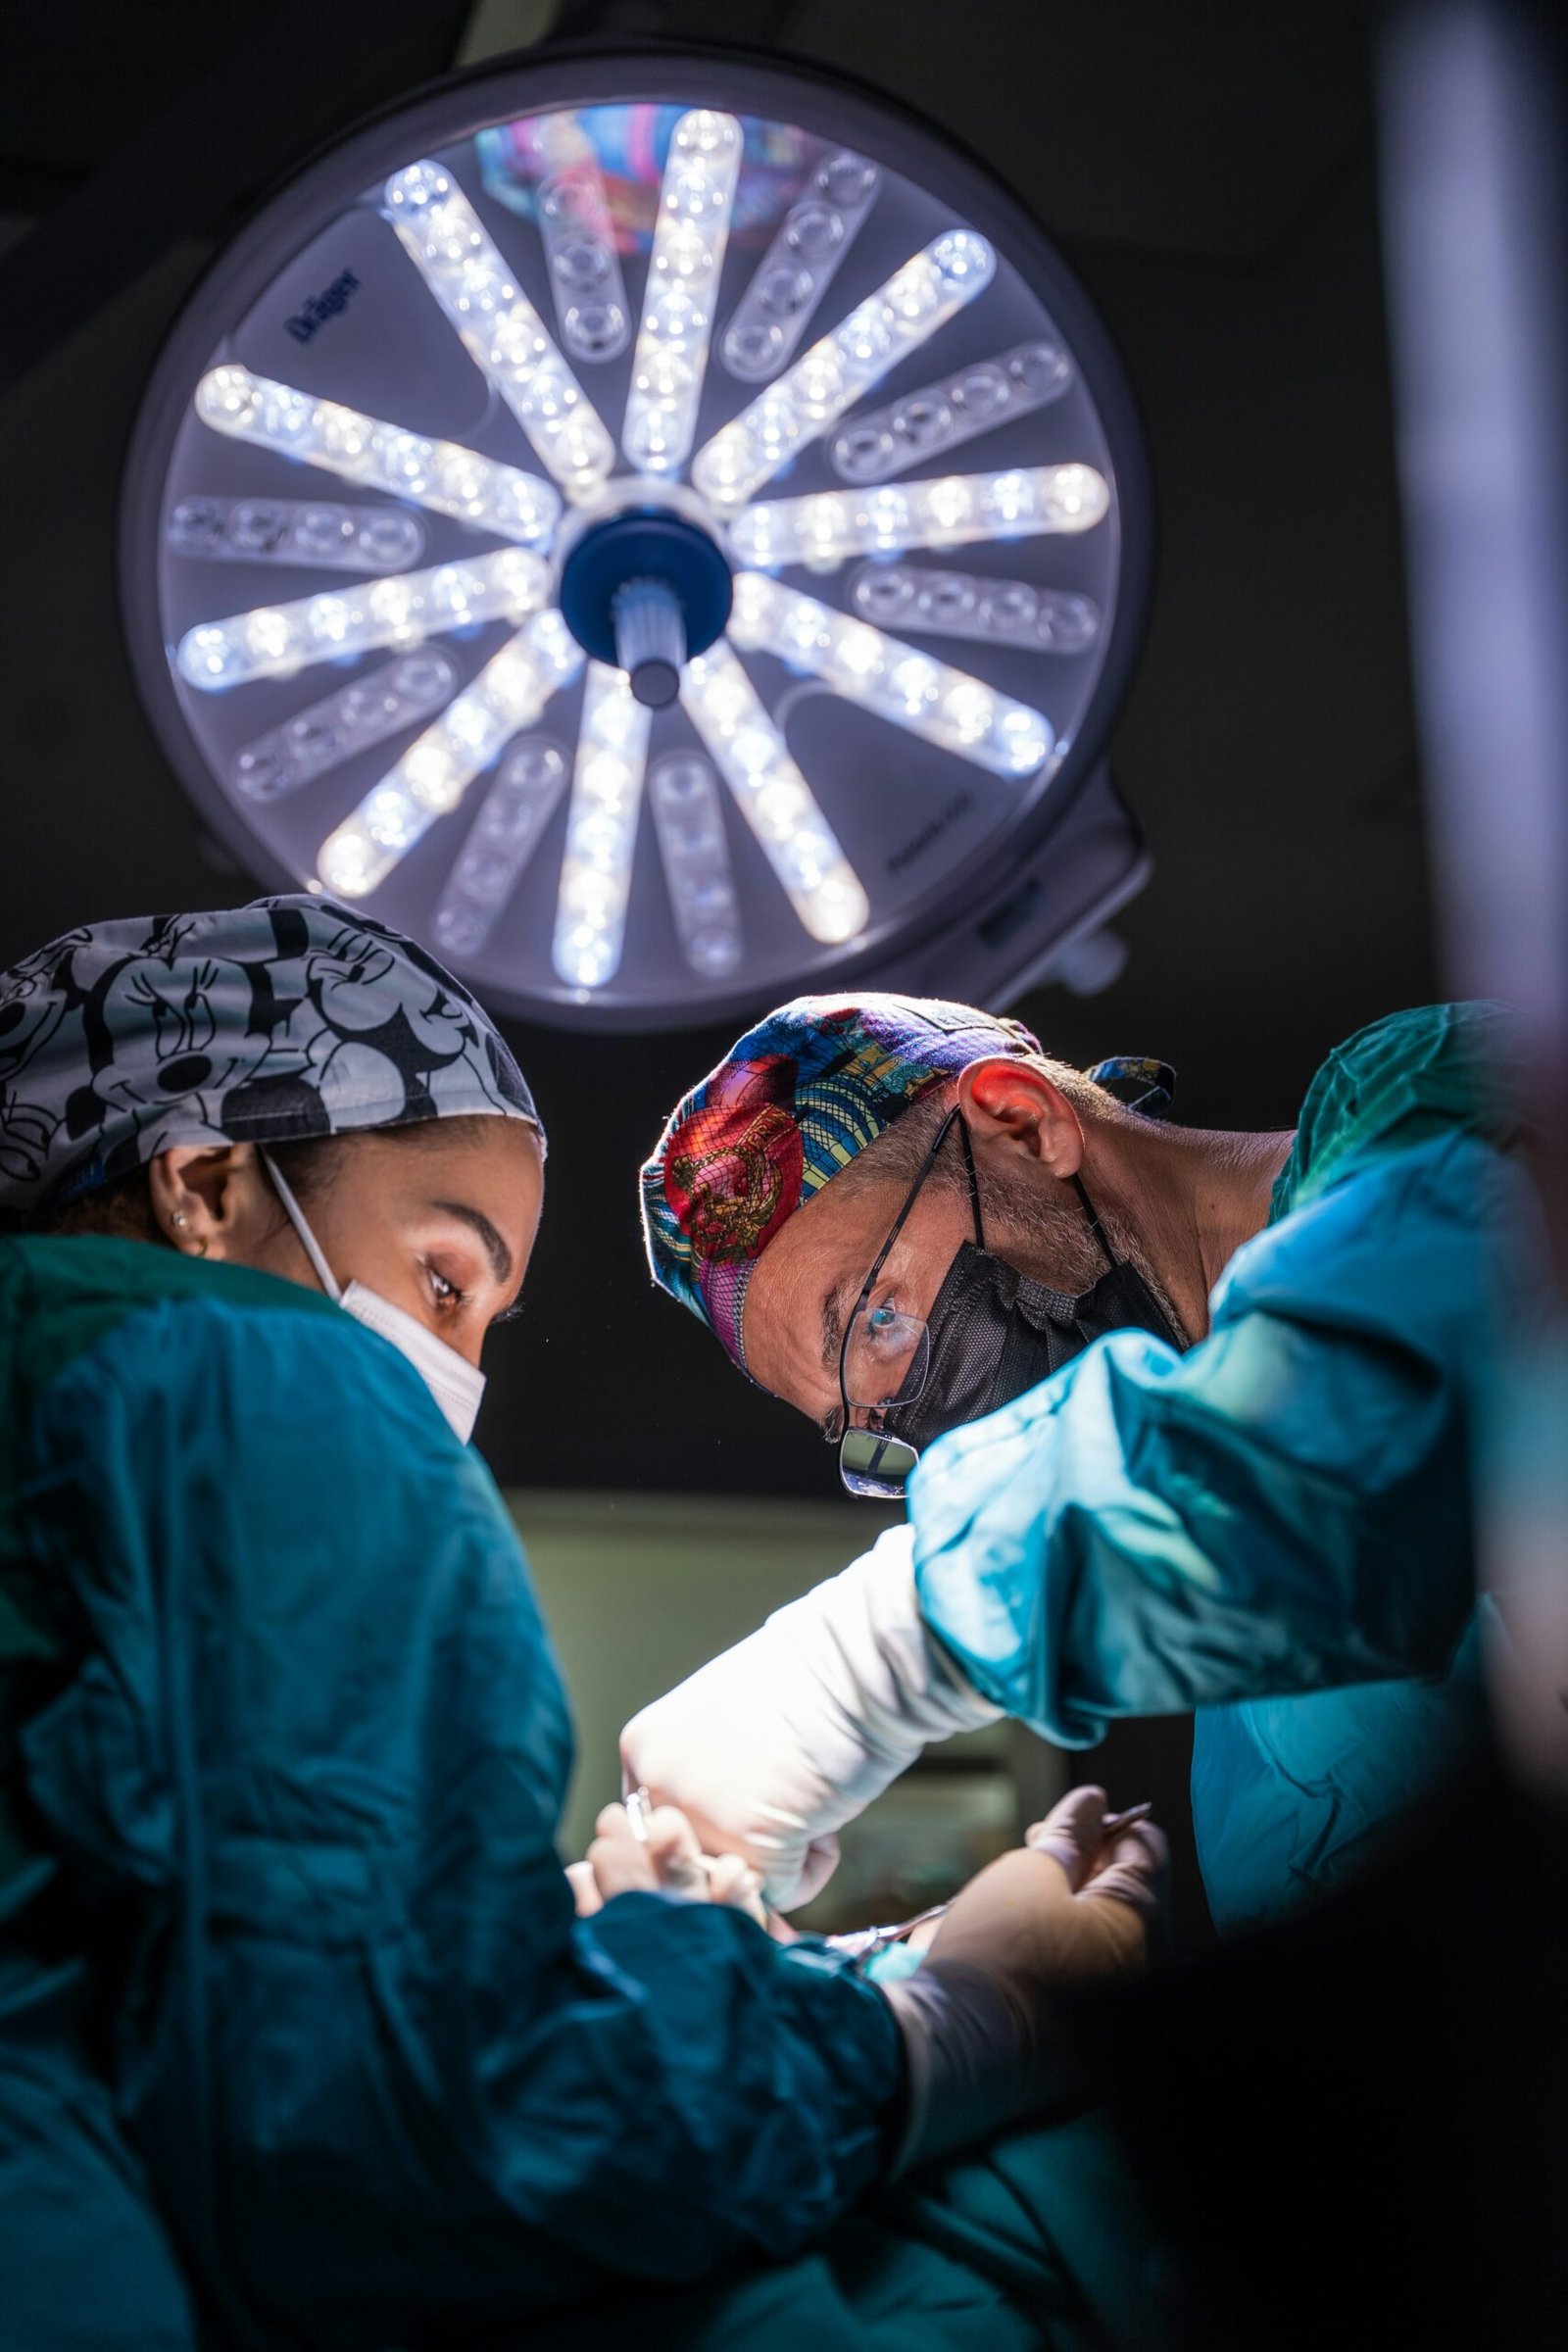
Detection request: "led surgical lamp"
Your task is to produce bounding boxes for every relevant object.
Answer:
[122,52,1152,1027]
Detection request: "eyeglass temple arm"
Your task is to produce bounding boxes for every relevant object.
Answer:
[1069,1170,1115,1274]
[956,1109,985,1253]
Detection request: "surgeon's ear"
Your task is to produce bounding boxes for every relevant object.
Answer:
[147,1142,272,1260]
[957,1058,1086,1178]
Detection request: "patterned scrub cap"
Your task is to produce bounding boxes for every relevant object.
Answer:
[0,894,541,1228]
[640,994,1045,1371]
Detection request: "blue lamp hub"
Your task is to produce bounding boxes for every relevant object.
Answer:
[558,507,734,710]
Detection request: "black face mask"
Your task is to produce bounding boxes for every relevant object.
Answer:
[879,1203,1185,1461]
[836,1097,1186,1499]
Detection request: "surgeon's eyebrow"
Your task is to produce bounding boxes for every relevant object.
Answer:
[820,1275,854,1374]
[431,1200,514,1289]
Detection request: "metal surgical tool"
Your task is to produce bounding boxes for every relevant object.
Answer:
[625,1784,721,1884]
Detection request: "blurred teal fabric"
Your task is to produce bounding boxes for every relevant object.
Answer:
[911,1004,1521,1930]
[523,2109,1169,2352]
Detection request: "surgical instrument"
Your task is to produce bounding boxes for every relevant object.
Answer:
[823,1801,1155,1961]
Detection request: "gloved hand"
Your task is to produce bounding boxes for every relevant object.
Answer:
[566,1801,767,1926]
[955,1782,1168,1984]
[619,1523,1003,1908]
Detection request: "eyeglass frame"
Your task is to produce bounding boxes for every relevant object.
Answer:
[836,1102,985,1497]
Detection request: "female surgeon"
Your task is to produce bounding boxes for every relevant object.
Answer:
[0,896,1164,2352]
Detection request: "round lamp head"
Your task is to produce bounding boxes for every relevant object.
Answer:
[122,49,1151,1026]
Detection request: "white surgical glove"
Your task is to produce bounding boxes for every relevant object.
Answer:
[618,1523,1003,1909]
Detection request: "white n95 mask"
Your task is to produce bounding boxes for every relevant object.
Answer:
[261,1149,486,1446]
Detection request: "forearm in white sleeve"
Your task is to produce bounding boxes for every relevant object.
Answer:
[620,1523,1002,1907]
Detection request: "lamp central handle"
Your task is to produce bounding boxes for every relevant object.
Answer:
[612,576,687,709]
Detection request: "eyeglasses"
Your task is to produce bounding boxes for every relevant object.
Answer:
[836,1103,984,1499]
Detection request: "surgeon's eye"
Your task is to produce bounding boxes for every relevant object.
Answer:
[861,1295,911,1355]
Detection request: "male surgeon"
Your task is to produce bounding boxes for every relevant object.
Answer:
[625,994,1523,1932]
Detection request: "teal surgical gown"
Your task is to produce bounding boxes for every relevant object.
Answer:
[0,1238,905,2346]
[910,1004,1521,1931]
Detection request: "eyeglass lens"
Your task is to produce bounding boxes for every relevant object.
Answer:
[843,1303,930,1408]
[839,1425,920,1498]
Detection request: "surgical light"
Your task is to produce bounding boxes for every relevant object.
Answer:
[122,52,1152,1027]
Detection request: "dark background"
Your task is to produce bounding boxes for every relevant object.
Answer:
[0,0,1433,1934]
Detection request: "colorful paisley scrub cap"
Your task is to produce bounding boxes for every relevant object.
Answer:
[640,994,1046,1373]
[0,894,541,1227]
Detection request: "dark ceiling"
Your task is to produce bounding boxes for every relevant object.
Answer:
[0,0,1431,1501]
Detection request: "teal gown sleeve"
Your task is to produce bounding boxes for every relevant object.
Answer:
[908,1127,1520,1742]
[14,1290,901,2345]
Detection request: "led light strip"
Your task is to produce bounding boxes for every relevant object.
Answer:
[233,651,458,802]
[385,162,615,502]
[553,662,652,989]
[680,639,869,943]
[849,562,1102,654]
[720,147,879,383]
[317,610,581,899]
[829,340,1073,482]
[648,752,745,978]
[195,366,562,546]
[533,114,632,364]
[728,572,1054,777]
[691,229,997,510]
[166,494,425,572]
[176,549,552,688]
[432,733,570,958]
[727,463,1110,569]
[621,109,742,477]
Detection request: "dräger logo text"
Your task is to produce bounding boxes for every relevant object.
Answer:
[285,270,361,345]
[886,790,975,875]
